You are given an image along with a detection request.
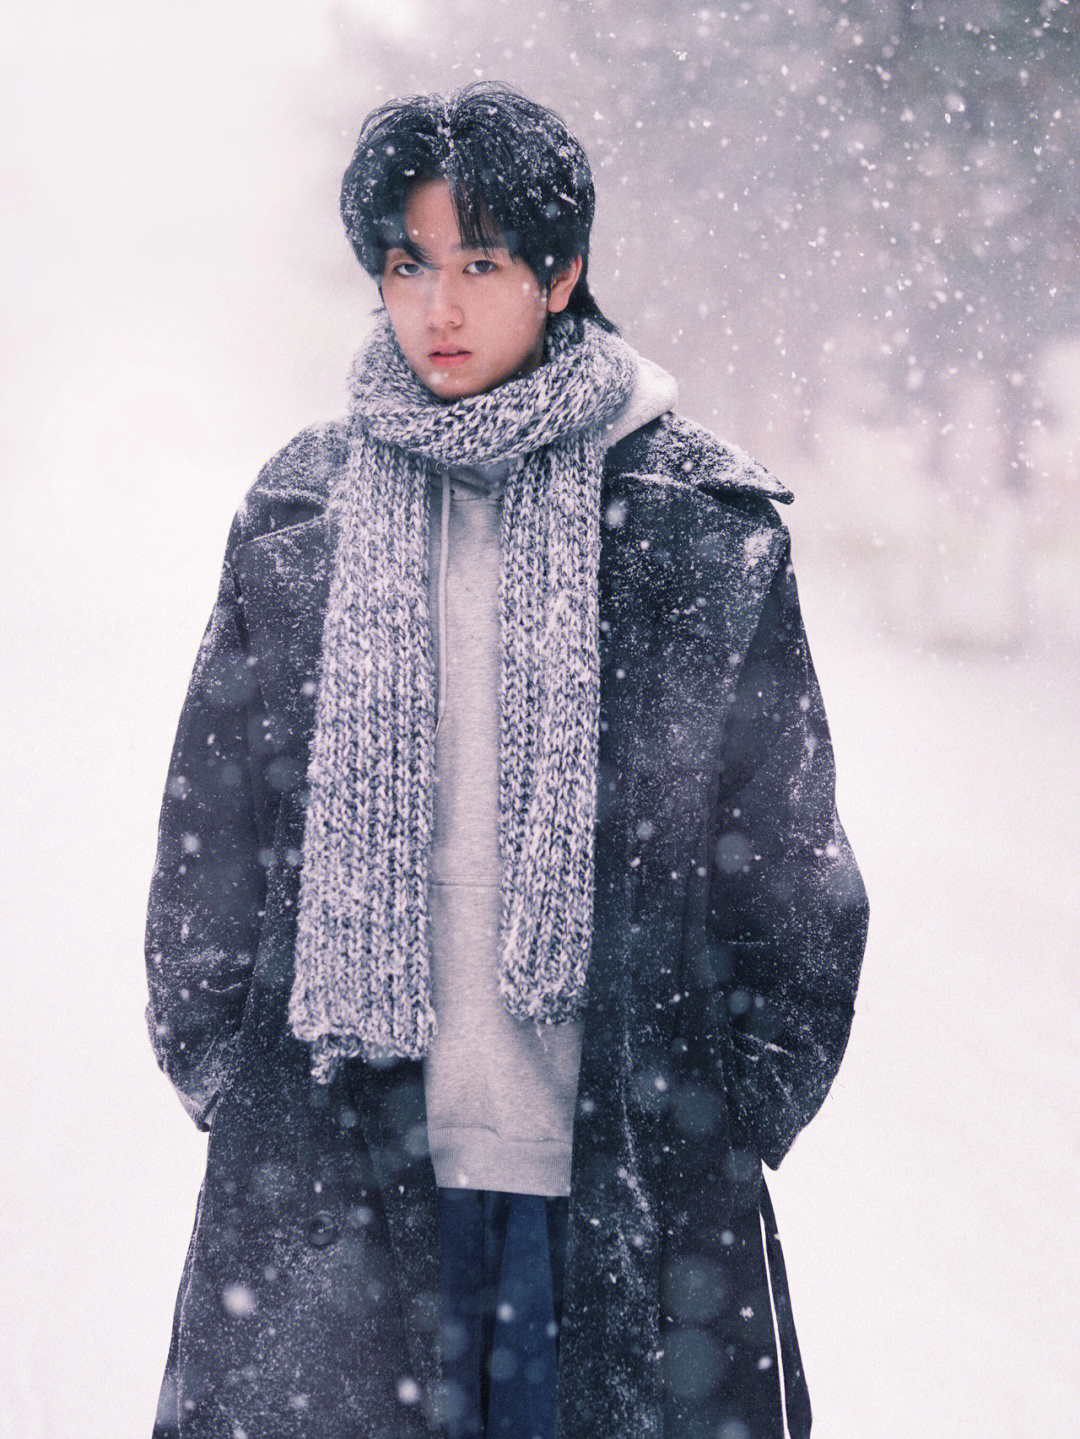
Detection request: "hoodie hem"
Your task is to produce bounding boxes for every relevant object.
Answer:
[429,1126,573,1196]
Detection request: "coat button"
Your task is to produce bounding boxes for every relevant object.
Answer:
[306,1210,338,1248]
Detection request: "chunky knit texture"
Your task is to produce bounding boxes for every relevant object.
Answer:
[289,309,636,1082]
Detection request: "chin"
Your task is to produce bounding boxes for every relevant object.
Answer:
[424,375,472,399]
[426,371,490,400]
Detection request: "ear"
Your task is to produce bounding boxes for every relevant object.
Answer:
[546,254,583,314]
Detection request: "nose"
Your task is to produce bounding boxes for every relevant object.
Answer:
[426,270,464,330]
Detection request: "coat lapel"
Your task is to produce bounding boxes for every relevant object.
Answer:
[232,452,785,759]
[233,512,337,756]
[556,466,788,1437]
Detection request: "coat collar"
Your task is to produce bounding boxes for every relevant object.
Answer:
[233,411,790,796]
[607,411,795,506]
[239,401,793,534]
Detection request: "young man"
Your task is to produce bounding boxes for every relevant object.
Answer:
[145,83,868,1439]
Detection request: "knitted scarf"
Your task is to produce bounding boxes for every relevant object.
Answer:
[289,308,636,1083]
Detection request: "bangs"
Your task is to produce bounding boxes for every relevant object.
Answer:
[375,183,509,265]
[341,81,619,333]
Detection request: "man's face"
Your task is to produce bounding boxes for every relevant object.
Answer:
[379,178,582,400]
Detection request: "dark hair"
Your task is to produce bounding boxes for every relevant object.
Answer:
[340,81,617,333]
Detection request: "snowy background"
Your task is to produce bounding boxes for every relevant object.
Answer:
[3,2,1078,1435]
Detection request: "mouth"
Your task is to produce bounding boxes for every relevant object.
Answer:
[428,349,472,368]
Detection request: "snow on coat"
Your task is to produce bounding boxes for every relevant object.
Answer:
[144,410,869,1439]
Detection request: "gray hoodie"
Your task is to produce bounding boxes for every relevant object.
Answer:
[423,350,679,1196]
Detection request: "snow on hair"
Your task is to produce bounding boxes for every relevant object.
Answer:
[340,80,618,333]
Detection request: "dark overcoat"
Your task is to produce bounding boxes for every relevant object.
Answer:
[145,410,869,1439]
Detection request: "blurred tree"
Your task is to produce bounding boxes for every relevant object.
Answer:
[835,0,1080,498]
[820,0,1080,648]
[299,0,1079,647]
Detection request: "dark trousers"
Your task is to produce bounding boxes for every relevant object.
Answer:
[436,1187,570,1439]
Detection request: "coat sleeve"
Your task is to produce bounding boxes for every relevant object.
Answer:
[144,507,270,1131]
[706,526,869,1170]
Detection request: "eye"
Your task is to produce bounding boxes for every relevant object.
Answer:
[391,260,422,277]
[466,258,498,275]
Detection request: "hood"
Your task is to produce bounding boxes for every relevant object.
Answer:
[599,351,680,453]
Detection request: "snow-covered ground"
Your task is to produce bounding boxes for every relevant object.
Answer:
[2,490,1077,1437]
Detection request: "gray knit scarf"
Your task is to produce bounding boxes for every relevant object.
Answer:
[289,308,636,1083]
